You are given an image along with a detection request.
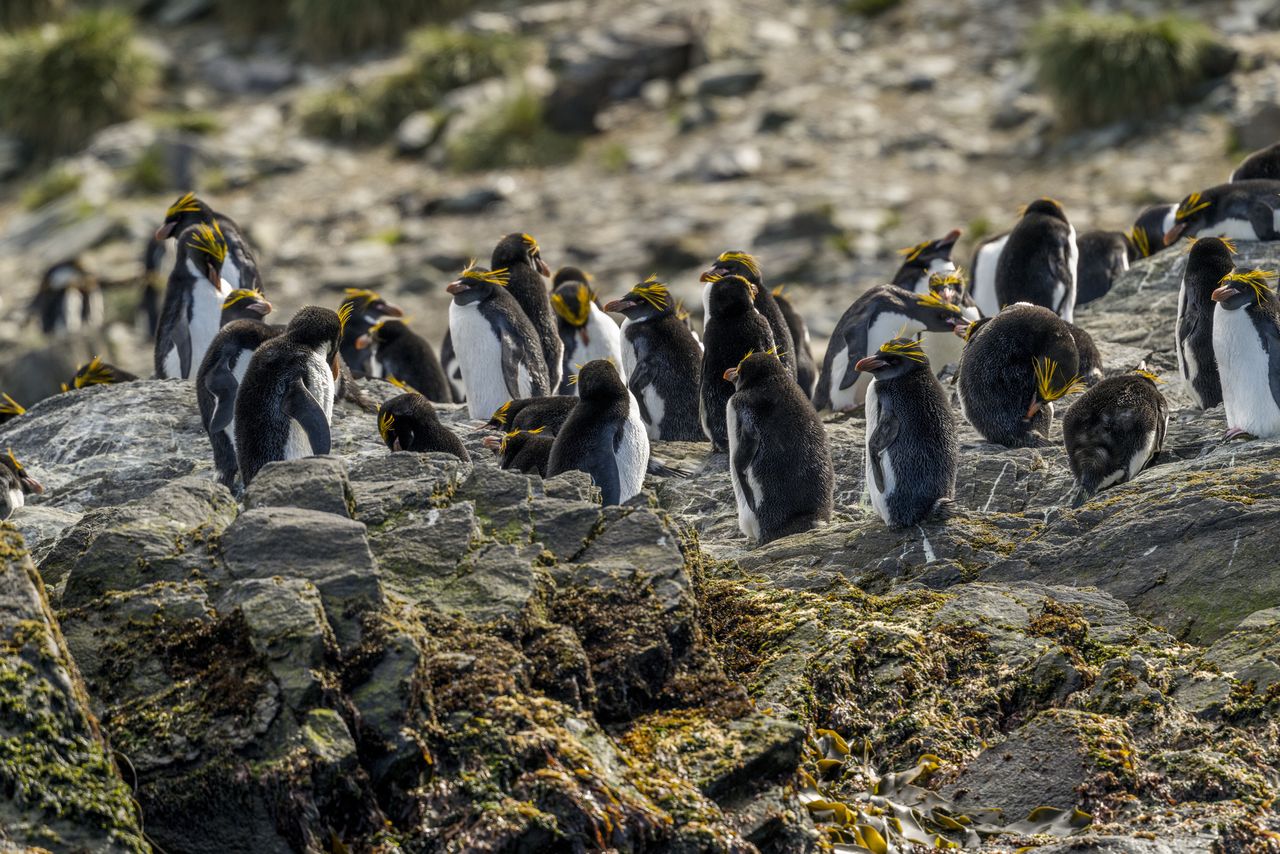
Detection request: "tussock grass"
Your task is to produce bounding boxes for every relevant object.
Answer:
[1,0,66,31]
[446,90,581,171]
[21,166,80,210]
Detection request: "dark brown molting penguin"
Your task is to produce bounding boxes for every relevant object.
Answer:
[491,232,564,390]
[378,393,468,460]
[357,319,453,403]
[1064,371,1167,507]
[701,251,796,379]
[484,428,552,476]
[482,396,578,436]
[698,274,776,450]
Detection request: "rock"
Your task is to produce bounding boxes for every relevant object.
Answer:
[679,60,765,98]
[421,185,508,215]
[394,110,441,156]
[0,133,27,181]
[1232,102,1280,158]
[201,56,298,96]
[244,456,354,518]
[1201,607,1280,692]
[1032,837,1186,854]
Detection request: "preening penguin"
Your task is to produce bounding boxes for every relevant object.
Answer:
[772,286,819,399]
[1230,141,1280,182]
[338,288,404,378]
[29,259,102,335]
[958,303,1083,447]
[1163,181,1280,245]
[1130,204,1176,260]
[484,428,552,476]
[1075,230,1135,306]
[892,229,962,294]
[378,393,469,460]
[491,232,564,390]
[1176,236,1235,409]
[155,192,261,292]
[1211,269,1280,440]
[63,357,138,392]
[234,305,347,486]
[198,319,281,487]
[969,230,1010,318]
[701,251,796,378]
[1,449,43,520]
[447,263,551,420]
[547,359,650,506]
[1068,322,1104,386]
[723,349,833,544]
[699,274,776,450]
[995,198,1078,322]
[813,284,966,412]
[549,276,623,394]
[155,223,234,379]
[855,338,957,528]
[605,276,704,441]
[356,319,452,403]
[1064,370,1167,507]
[482,396,578,436]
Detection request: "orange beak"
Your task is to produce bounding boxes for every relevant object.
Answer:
[854,356,885,372]
[1163,222,1187,246]
[155,222,175,240]
[331,354,341,380]
[354,334,372,350]
[1026,398,1041,419]
[482,436,502,450]
[723,367,739,382]
[1211,285,1240,303]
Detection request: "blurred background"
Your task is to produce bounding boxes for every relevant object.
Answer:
[0,0,1273,406]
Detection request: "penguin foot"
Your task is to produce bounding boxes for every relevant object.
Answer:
[1222,427,1254,442]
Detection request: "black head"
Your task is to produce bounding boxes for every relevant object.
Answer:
[1164,191,1214,245]
[366,318,410,348]
[572,359,627,402]
[723,348,787,389]
[1023,198,1068,222]
[1130,204,1174,259]
[553,266,591,287]
[551,282,595,329]
[1212,269,1278,312]
[446,264,509,306]
[705,274,758,317]
[221,289,272,324]
[483,399,515,430]
[288,305,346,376]
[854,338,931,381]
[1186,237,1237,293]
[603,275,674,321]
[492,232,551,277]
[378,393,435,452]
[954,315,993,341]
[178,222,228,291]
[701,251,763,286]
[64,356,128,391]
[897,228,962,270]
[340,288,404,334]
[909,289,968,332]
[2,448,43,496]
[156,192,214,241]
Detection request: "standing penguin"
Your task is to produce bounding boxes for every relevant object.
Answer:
[700,251,796,378]
[356,319,452,403]
[699,274,776,450]
[547,359,650,505]
[1231,142,1280,182]
[549,271,623,394]
[482,396,578,436]
[1075,230,1135,306]
[338,288,404,378]
[1129,204,1176,260]
[29,259,102,335]
[1211,269,1280,440]
[891,229,962,294]
[772,287,818,398]
[155,192,262,292]
[855,338,957,528]
[1176,237,1235,409]
[491,232,563,390]
[723,350,833,544]
[447,264,551,420]
[604,276,704,441]
[1,449,43,520]
[440,330,466,403]
[919,272,980,374]
[155,223,234,379]
[958,303,1083,447]
[235,305,348,486]
[813,285,966,412]
[995,198,1078,322]
[484,428,553,476]
[378,393,469,460]
[198,319,282,487]
[1163,181,1280,245]
[969,230,1011,318]
[1064,370,1168,507]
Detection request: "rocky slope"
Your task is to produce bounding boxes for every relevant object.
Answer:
[1,224,1279,852]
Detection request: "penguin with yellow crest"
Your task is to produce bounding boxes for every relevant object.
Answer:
[1064,368,1168,507]
[549,267,622,394]
[1211,267,1280,439]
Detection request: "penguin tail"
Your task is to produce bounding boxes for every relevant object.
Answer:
[1069,485,1093,509]
[646,458,693,478]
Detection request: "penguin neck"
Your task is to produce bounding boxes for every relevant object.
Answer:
[505,265,545,300]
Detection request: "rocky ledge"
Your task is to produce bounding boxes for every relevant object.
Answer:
[1,246,1279,852]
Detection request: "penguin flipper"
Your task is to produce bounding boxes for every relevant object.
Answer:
[1265,319,1280,412]
[203,357,239,434]
[285,378,331,456]
[730,405,760,512]
[587,428,621,505]
[499,335,525,399]
[838,322,870,391]
[866,401,899,493]
[173,319,194,379]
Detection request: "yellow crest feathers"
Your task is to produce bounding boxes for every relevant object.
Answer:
[897,239,932,263]
[520,233,540,252]
[6,448,24,474]
[336,301,355,338]
[1127,227,1151,258]
[342,288,381,303]
[386,376,417,394]
[1132,368,1163,384]
[0,393,24,417]
[928,270,967,292]
[491,400,512,425]
[165,192,201,219]
[715,251,761,280]
[735,349,755,372]
[771,285,785,297]
[1176,191,1211,222]
[915,290,963,314]
[462,262,510,287]
[631,275,670,311]
[1033,357,1085,402]
[1220,269,1277,303]
[1220,238,1239,254]
[378,410,395,443]
[674,299,690,321]
[187,221,227,265]
[551,283,593,327]
[877,338,927,362]
[222,289,262,309]
[73,356,115,389]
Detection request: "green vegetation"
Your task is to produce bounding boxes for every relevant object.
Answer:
[127,145,169,195]
[844,0,901,16]
[446,90,581,172]
[149,110,222,135]
[0,11,154,156]
[1030,9,1228,128]
[21,166,80,210]
[299,27,523,144]
[287,0,482,59]
[1,0,65,31]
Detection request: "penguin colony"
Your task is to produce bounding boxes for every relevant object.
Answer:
[7,149,1280,540]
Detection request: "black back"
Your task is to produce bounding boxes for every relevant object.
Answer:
[1064,374,1167,505]
[373,320,453,403]
[995,201,1074,315]
[1131,205,1174,258]
[772,290,818,399]
[1178,238,1233,409]
[197,320,281,486]
[1075,230,1131,306]
[379,393,468,460]
[501,431,553,476]
[1067,322,1104,384]
[620,305,703,442]
[700,278,776,449]
[547,361,633,505]
[490,396,579,435]
[1232,142,1280,182]
[492,233,563,389]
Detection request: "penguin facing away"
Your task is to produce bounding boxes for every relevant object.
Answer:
[957,303,1083,448]
[969,230,1010,318]
[482,396,578,436]
[484,427,553,476]
[198,319,282,488]
[155,192,261,292]
[550,278,623,394]
[892,229,962,294]
[994,198,1078,322]
[491,232,564,390]
[604,276,704,442]
[1067,322,1105,386]
[1176,237,1235,409]
[339,288,404,378]
[701,251,796,378]
[771,286,819,399]
[447,263,552,420]
[357,319,453,403]
[1163,180,1280,245]
[813,285,966,412]
[855,338,957,528]
[1075,230,1134,306]
[155,222,234,380]
[547,359,650,506]
[1063,370,1168,507]
[62,357,138,392]
[723,349,833,544]
[699,274,776,450]
[1230,142,1280,182]
[1211,269,1280,440]
[235,305,348,486]
[140,237,167,339]
[1,449,43,521]
[378,393,469,460]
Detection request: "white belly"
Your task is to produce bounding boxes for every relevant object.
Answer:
[1175,283,1190,382]
[1214,305,1280,436]
[642,383,665,440]
[578,308,624,368]
[61,290,83,333]
[285,351,336,458]
[223,351,254,452]
[973,235,1009,318]
[617,392,651,502]
[1204,217,1264,242]
[1162,208,1176,239]
[6,489,24,516]
[619,319,638,380]
[451,301,508,419]
[1127,428,1158,480]
[163,343,182,380]
[864,381,896,525]
[921,330,964,372]
[185,258,233,379]
[1059,225,1078,323]
[726,399,761,541]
